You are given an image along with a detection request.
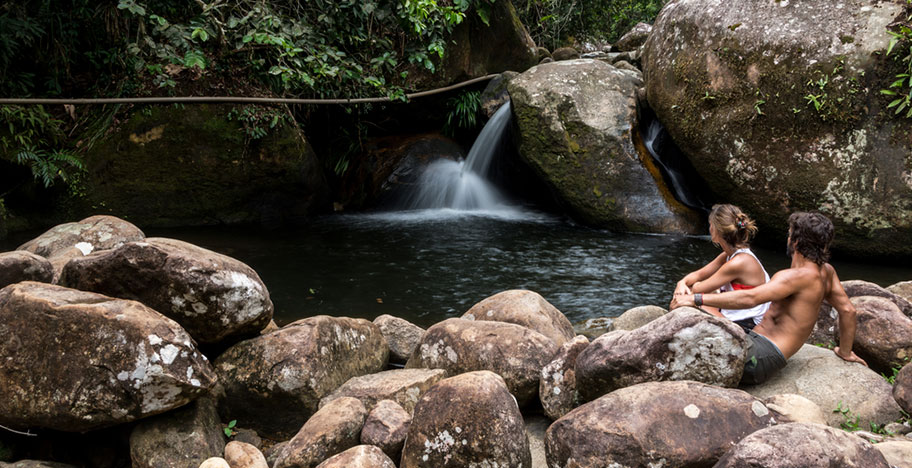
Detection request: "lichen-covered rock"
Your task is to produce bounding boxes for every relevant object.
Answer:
[59,237,273,345]
[0,251,53,288]
[405,318,557,406]
[372,315,425,365]
[743,344,901,428]
[129,397,225,468]
[0,282,215,432]
[888,280,912,303]
[844,279,912,317]
[575,307,747,402]
[608,304,668,331]
[763,394,828,426]
[850,295,912,372]
[714,422,889,468]
[462,289,575,346]
[508,59,702,233]
[224,441,268,468]
[319,368,445,415]
[615,22,652,52]
[546,381,780,468]
[215,316,387,439]
[894,362,912,414]
[400,371,531,468]
[643,0,912,258]
[874,440,912,468]
[359,400,411,461]
[273,397,368,468]
[540,335,590,420]
[314,446,396,468]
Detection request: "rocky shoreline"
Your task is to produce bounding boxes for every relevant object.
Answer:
[1,215,911,468]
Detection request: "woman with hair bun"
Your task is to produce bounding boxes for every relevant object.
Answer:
[673,204,770,332]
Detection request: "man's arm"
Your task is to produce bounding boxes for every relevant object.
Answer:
[825,265,868,366]
[671,268,801,311]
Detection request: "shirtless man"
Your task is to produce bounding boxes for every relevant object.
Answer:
[670,212,867,384]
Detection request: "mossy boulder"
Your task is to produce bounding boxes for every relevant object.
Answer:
[643,0,912,258]
[77,104,328,227]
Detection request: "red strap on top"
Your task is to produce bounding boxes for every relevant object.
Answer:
[731,283,756,290]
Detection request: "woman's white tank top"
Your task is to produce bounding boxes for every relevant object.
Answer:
[719,248,770,324]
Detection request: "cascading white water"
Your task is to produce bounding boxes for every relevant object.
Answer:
[402,102,515,212]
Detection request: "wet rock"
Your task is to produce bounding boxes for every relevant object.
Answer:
[197,458,229,468]
[0,251,53,288]
[743,344,901,428]
[224,441,268,468]
[508,59,701,233]
[540,335,590,420]
[614,22,652,52]
[319,368,445,415]
[643,0,912,258]
[894,362,912,414]
[400,371,530,468]
[462,289,575,346]
[874,440,912,468]
[314,446,396,468]
[850,295,912,372]
[215,316,387,439]
[359,400,410,461]
[763,394,828,425]
[551,47,579,61]
[372,315,425,365]
[59,237,273,345]
[129,397,225,468]
[0,282,215,432]
[546,381,780,468]
[273,397,368,468]
[844,280,912,317]
[888,281,912,303]
[479,71,519,119]
[608,305,667,331]
[405,318,557,406]
[575,307,747,402]
[714,422,889,468]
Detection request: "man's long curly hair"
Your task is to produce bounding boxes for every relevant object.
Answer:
[787,212,834,265]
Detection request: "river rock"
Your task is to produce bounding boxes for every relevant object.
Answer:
[546,381,780,468]
[215,315,387,439]
[850,295,912,372]
[359,400,410,461]
[59,237,273,345]
[0,251,53,288]
[508,59,701,233]
[0,282,215,432]
[643,0,912,258]
[615,22,652,52]
[844,279,912,317]
[129,397,225,468]
[400,371,530,468]
[575,307,747,402]
[874,440,912,468]
[462,289,575,346]
[314,446,396,468]
[714,422,890,468]
[372,315,424,365]
[224,441,268,468]
[806,301,838,346]
[742,344,901,428]
[763,394,828,425]
[198,458,229,468]
[608,304,668,331]
[540,335,590,420]
[273,397,367,468]
[894,362,912,414]
[405,318,557,406]
[319,368,445,415]
[888,281,912,303]
[552,47,580,61]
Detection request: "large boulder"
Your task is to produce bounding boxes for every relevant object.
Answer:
[508,59,702,233]
[894,362,912,414]
[371,315,425,365]
[59,237,273,345]
[713,422,889,468]
[129,397,226,468]
[742,344,902,428]
[0,282,216,432]
[806,301,838,346]
[540,335,590,420]
[575,307,748,402]
[405,318,557,406]
[608,304,668,331]
[461,289,575,346]
[614,22,653,52]
[273,397,368,468]
[318,368,446,415]
[874,440,912,468]
[545,381,780,468]
[888,280,912,303]
[643,0,912,258]
[314,446,396,468]
[0,251,53,288]
[215,316,388,439]
[849,295,912,372]
[400,371,531,468]
[844,279,912,317]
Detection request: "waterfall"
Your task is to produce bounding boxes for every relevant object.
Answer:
[402,102,515,211]
[642,119,708,211]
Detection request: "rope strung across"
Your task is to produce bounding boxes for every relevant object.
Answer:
[0,74,499,106]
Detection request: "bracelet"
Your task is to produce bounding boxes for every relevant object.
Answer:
[694,293,703,307]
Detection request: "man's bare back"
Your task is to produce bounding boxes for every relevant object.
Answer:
[753,261,831,358]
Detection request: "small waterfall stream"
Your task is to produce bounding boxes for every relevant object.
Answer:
[642,119,709,211]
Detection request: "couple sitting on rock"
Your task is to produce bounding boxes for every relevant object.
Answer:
[670,204,867,385]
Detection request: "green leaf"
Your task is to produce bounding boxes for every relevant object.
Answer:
[886,36,898,56]
[183,51,207,70]
[888,98,903,108]
[880,89,898,95]
[191,28,209,42]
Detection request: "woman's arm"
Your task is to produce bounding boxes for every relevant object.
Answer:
[691,254,758,294]
[675,252,728,296]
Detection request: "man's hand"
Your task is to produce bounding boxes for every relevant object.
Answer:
[670,294,695,310]
[834,346,867,367]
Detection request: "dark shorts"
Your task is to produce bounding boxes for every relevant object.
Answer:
[741,330,787,385]
[733,318,757,334]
